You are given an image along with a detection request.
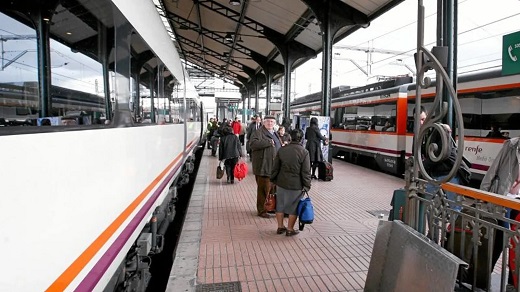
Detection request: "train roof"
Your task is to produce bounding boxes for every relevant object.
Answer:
[291,76,412,106]
[291,68,517,108]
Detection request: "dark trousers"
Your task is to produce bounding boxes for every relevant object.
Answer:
[492,216,514,285]
[206,134,212,149]
[239,134,245,146]
[256,175,271,215]
[311,161,319,176]
[211,137,219,156]
[224,157,238,182]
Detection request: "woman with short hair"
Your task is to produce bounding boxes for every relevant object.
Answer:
[270,129,311,236]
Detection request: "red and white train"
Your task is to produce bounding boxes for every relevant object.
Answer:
[291,70,520,180]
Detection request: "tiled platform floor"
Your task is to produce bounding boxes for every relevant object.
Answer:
[168,149,404,292]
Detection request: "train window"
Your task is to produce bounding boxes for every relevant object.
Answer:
[49,1,107,126]
[170,95,183,124]
[337,100,397,131]
[408,87,520,137]
[1,0,186,131]
[0,13,39,126]
[407,98,435,133]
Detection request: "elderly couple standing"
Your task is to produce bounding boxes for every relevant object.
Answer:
[249,115,311,236]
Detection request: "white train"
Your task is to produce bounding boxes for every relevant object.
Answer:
[291,70,520,180]
[0,0,206,291]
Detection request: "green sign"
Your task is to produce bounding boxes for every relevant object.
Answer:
[502,31,520,75]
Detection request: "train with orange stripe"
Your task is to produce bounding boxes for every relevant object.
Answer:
[291,69,520,180]
[0,0,207,291]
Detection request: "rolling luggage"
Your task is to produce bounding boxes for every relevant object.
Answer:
[318,161,333,181]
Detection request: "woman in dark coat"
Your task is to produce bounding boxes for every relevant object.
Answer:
[305,117,328,179]
[219,125,243,184]
[271,129,311,236]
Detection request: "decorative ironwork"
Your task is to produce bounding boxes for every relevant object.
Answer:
[399,2,520,291]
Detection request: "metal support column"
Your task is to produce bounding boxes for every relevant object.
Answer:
[258,29,315,124]
[36,12,52,118]
[133,73,140,119]
[321,18,333,117]
[265,67,272,115]
[100,25,112,121]
[149,71,156,123]
[301,0,369,118]
[441,0,457,129]
[254,77,259,116]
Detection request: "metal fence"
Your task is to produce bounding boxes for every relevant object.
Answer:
[406,180,520,292]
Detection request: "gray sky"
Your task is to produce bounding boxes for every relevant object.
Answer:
[293,0,520,98]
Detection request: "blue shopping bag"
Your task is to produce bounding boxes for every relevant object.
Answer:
[297,190,314,230]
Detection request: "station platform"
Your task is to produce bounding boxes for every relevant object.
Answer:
[167,150,405,292]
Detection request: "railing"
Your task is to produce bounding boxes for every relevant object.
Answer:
[407,180,520,291]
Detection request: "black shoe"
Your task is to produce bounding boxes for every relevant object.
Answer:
[311,175,317,179]
[276,227,287,234]
[286,230,299,236]
[230,180,234,184]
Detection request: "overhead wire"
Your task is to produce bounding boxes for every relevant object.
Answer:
[340,7,520,81]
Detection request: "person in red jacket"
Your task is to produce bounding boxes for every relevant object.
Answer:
[232,117,242,136]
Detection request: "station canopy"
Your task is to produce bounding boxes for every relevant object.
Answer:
[158,0,405,89]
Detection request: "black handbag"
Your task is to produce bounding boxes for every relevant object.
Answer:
[216,162,224,179]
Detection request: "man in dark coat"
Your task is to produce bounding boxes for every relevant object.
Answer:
[246,115,262,156]
[250,115,282,218]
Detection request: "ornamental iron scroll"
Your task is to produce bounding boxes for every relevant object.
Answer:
[412,1,465,186]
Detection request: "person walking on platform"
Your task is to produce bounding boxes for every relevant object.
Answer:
[232,117,242,137]
[206,117,215,149]
[219,125,243,184]
[209,120,220,156]
[250,115,282,218]
[246,115,262,159]
[305,117,328,179]
[271,129,311,236]
[239,120,246,146]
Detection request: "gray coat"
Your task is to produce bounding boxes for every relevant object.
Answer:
[270,142,311,191]
[480,137,520,195]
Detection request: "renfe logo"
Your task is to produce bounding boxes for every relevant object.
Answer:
[465,145,483,155]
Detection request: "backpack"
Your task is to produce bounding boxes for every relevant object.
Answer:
[297,191,314,231]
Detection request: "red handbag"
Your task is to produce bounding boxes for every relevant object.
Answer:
[264,193,276,212]
[233,160,247,181]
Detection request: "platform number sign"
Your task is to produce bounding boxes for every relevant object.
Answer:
[503,31,520,76]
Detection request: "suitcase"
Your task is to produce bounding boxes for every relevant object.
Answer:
[318,161,333,181]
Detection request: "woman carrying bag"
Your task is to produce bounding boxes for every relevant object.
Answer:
[219,125,243,184]
[270,129,311,236]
